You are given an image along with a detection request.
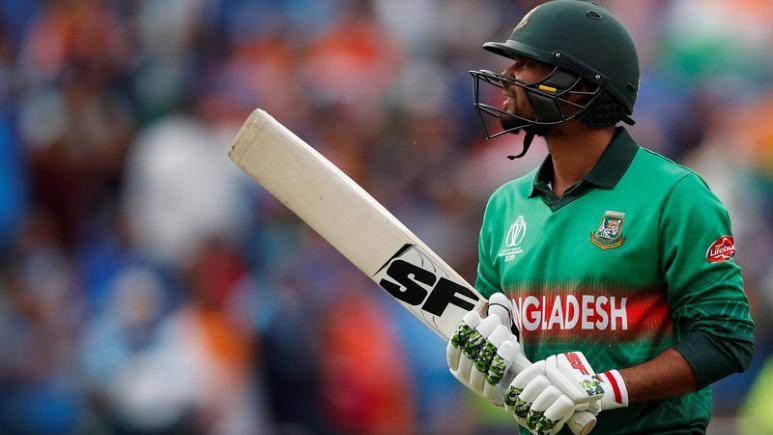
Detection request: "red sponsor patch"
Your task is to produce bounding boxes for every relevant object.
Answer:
[706,236,735,263]
[566,352,589,375]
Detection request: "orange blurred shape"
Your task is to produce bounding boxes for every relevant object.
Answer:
[26,0,129,77]
[302,18,401,104]
[731,92,773,174]
[195,305,253,374]
[320,290,414,435]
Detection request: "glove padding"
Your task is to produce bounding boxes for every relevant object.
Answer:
[504,352,605,435]
[447,292,521,405]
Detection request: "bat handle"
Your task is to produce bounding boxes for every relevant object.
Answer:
[512,354,597,435]
[566,411,596,435]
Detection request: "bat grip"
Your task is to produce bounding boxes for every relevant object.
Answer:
[512,354,597,435]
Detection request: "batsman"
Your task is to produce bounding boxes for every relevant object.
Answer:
[446,1,754,434]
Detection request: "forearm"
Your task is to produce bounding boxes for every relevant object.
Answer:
[618,348,696,404]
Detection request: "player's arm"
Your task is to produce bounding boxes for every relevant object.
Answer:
[474,196,503,300]
[614,173,756,403]
[658,173,754,390]
[615,348,694,403]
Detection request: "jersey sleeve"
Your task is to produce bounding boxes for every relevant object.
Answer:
[475,197,501,299]
[659,173,755,389]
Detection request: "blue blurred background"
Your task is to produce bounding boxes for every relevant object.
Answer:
[0,0,771,434]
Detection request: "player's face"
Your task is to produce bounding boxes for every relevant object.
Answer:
[500,57,554,120]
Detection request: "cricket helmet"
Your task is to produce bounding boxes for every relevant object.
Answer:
[471,0,639,157]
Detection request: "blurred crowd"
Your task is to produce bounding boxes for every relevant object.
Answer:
[0,0,771,434]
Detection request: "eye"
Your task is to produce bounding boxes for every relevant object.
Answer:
[513,57,529,70]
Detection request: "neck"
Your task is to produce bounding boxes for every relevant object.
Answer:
[545,124,615,197]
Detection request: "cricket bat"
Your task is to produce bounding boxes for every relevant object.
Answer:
[228,109,596,435]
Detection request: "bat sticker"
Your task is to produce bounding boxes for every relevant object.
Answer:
[374,244,480,319]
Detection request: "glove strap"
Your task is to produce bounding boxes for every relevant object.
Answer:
[599,369,629,408]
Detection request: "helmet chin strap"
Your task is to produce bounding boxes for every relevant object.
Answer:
[507,132,535,160]
[500,116,547,160]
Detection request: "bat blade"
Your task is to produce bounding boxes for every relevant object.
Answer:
[228,109,482,340]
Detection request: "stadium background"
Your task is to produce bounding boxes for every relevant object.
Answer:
[0,0,771,434]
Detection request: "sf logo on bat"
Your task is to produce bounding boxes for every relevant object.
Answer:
[374,245,480,317]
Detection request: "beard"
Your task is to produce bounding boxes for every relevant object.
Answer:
[499,114,549,138]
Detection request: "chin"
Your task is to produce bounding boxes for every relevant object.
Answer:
[500,116,549,138]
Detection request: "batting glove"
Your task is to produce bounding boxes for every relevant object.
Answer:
[504,352,608,435]
[447,292,521,405]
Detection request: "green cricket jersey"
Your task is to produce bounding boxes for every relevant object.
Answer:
[475,128,754,434]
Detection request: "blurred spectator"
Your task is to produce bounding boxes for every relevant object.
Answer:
[0,210,83,434]
[79,266,198,434]
[122,115,248,268]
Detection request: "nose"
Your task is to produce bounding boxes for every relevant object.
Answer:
[500,67,517,96]
[500,64,517,77]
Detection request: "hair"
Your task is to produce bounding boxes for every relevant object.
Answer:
[577,92,628,128]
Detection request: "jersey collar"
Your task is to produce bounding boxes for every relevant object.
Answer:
[530,127,639,199]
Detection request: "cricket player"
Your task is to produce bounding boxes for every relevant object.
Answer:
[446,1,755,434]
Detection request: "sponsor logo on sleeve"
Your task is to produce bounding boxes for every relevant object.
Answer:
[706,235,735,263]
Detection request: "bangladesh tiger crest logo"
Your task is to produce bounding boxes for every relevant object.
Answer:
[591,211,625,249]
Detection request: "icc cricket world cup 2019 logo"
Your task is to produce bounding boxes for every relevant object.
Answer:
[498,215,526,262]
